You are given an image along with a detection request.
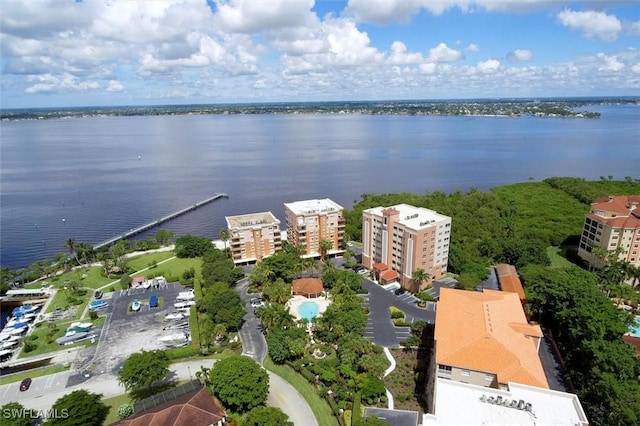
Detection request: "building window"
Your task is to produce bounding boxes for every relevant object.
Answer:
[461,370,470,377]
[485,374,493,381]
[438,365,452,375]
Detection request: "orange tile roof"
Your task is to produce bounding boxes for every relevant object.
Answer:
[373,262,388,271]
[292,278,323,296]
[435,288,548,389]
[592,195,640,217]
[381,270,399,281]
[114,387,225,426]
[495,264,526,302]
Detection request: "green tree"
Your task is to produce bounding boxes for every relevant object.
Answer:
[209,356,269,414]
[219,229,229,256]
[117,349,171,400]
[155,229,174,245]
[203,287,245,330]
[45,390,108,426]
[319,239,333,260]
[263,279,291,304]
[0,402,35,426]
[412,268,429,290]
[175,235,213,258]
[241,406,293,426]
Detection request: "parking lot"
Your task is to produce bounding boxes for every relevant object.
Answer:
[70,283,189,383]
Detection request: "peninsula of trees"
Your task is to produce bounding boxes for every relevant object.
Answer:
[4,97,638,121]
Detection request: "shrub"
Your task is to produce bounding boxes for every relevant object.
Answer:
[166,346,200,360]
[116,404,134,420]
[89,311,98,320]
[23,341,37,353]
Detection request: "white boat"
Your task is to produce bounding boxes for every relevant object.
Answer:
[69,322,93,329]
[142,280,152,289]
[176,290,195,300]
[1,340,18,349]
[7,336,21,343]
[158,333,188,347]
[164,312,184,321]
[10,327,27,336]
[174,300,195,309]
[132,300,141,311]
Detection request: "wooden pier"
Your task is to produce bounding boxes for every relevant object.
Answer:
[93,193,228,250]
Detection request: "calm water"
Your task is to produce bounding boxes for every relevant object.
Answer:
[1,105,639,269]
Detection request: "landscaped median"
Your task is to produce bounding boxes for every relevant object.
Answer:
[263,356,338,426]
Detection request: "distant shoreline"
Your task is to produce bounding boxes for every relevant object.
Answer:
[3,97,639,121]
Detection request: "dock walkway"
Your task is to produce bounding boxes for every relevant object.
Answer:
[93,193,228,250]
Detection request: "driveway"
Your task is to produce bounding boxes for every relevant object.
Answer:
[361,279,436,347]
[234,278,267,365]
[2,359,318,426]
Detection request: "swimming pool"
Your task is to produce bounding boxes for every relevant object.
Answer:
[629,317,640,337]
[298,301,320,322]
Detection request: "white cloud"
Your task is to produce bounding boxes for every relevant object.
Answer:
[477,59,501,74]
[631,63,640,74]
[507,49,532,61]
[629,20,640,36]
[596,53,625,72]
[557,9,622,42]
[465,44,480,52]
[387,41,425,64]
[215,0,316,33]
[106,80,124,92]
[428,43,464,62]
[25,73,100,94]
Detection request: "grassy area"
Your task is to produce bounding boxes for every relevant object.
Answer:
[18,318,99,359]
[547,246,575,269]
[103,393,133,425]
[29,266,113,291]
[43,288,88,314]
[263,356,338,426]
[126,251,176,272]
[0,364,69,385]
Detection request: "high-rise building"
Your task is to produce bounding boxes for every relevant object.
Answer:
[284,198,345,258]
[361,204,451,290]
[577,195,640,267]
[225,211,282,264]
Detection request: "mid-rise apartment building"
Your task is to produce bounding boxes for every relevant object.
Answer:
[284,199,345,258]
[361,204,451,290]
[225,212,282,264]
[578,195,640,267]
[434,288,547,390]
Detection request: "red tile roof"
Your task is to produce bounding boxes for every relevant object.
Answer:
[113,387,225,426]
[373,262,388,271]
[435,288,548,389]
[292,278,323,296]
[592,195,640,217]
[131,276,146,283]
[381,269,399,281]
[495,264,526,302]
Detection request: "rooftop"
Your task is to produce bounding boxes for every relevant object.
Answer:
[435,288,547,388]
[423,378,588,426]
[591,195,640,218]
[495,264,526,302]
[225,211,280,229]
[292,278,324,296]
[364,204,450,230]
[284,198,343,216]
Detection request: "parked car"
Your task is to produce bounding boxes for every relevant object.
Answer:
[394,288,406,295]
[250,298,265,308]
[94,290,103,299]
[19,378,32,391]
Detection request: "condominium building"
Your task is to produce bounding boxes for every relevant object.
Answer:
[434,288,548,390]
[284,199,345,258]
[577,195,640,267]
[426,288,588,426]
[361,204,451,290]
[225,211,282,264]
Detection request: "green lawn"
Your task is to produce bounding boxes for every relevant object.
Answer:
[547,246,575,268]
[126,251,176,272]
[28,266,113,291]
[43,288,88,314]
[18,318,99,359]
[0,364,69,385]
[103,393,133,425]
[264,356,338,426]
[144,256,202,282]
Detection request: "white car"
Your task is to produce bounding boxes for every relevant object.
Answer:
[250,298,265,308]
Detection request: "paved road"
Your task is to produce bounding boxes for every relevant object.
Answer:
[1,359,318,426]
[361,278,436,347]
[235,278,267,365]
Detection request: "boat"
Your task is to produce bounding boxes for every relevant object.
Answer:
[164,312,184,321]
[10,325,28,335]
[142,280,152,289]
[1,340,18,349]
[65,322,92,336]
[131,300,141,311]
[88,300,108,311]
[0,349,13,361]
[158,333,188,347]
[69,322,93,329]
[149,294,159,308]
[56,331,89,345]
[176,290,195,300]
[174,301,195,309]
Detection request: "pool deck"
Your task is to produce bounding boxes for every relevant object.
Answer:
[287,295,331,321]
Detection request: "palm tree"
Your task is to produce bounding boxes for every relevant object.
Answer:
[65,238,79,265]
[412,268,429,291]
[319,239,333,261]
[219,229,228,256]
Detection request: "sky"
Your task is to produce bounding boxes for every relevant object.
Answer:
[1,0,639,108]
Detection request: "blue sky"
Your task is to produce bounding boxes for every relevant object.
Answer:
[1,0,639,108]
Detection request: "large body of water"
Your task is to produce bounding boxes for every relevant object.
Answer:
[1,105,639,269]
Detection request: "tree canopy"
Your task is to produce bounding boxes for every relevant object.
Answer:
[209,356,269,414]
[117,349,171,400]
[44,390,108,426]
[175,235,213,258]
[0,402,35,426]
[241,406,293,426]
